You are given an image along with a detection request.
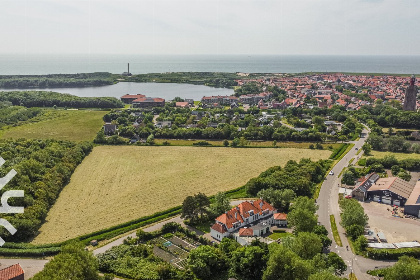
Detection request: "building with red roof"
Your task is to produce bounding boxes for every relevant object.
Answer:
[0,263,24,280]
[210,199,278,243]
[121,94,146,104]
[273,213,288,227]
[120,94,165,108]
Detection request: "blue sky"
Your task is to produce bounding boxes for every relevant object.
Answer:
[0,0,419,55]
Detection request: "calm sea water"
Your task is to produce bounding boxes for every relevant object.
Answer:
[0,82,234,100]
[1,54,420,75]
[1,54,419,100]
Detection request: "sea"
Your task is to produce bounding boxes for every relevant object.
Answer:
[1,54,419,100]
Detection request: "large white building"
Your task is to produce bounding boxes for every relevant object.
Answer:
[210,199,280,244]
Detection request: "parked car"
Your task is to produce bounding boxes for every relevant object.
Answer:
[329,171,334,175]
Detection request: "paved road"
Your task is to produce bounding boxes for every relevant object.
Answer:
[0,258,48,279]
[93,199,248,256]
[317,128,396,279]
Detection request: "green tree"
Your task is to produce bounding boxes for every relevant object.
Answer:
[210,192,231,217]
[181,195,199,222]
[146,134,155,145]
[223,139,229,147]
[263,244,313,280]
[362,143,372,155]
[326,252,347,275]
[32,242,102,280]
[291,232,323,260]
[384,256,420,280]
[230,246,267,280]
[188,245,226,280]
[309,271,342,280]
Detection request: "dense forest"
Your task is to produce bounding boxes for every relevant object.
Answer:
[0,139,93,242]
[127,72,239,88]
[0,91,124,108]
[0,72,116,88]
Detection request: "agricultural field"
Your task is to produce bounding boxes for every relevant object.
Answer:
[33,145,331,244]
[0,109,106,142]
[370,151,420,160]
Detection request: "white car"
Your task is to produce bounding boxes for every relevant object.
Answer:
[329,171,334,175]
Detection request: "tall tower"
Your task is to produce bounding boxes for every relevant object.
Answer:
[403,75,417,111]
[128,63,130,74]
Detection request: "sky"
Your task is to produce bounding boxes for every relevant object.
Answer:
[0,0,419,55]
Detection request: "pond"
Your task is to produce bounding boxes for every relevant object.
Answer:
[0,82,234,101]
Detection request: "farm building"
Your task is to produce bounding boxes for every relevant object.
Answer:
[352,173,380,201]
[352,173,415,206]
[210,200,278,243]
[0,263,24,280]
[404,181,420,217]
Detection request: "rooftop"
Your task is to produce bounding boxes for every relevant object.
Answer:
[406,181,420,206]
[0,263,24,279]
[368,177,415,199]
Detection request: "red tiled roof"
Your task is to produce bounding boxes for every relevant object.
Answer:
[211,223,227,233]
[215,200,275,229]
[238,227,254,237]
[175,102,189,107]
[121,94,145,99]
[273,213,287,220]
[0,263,24,279]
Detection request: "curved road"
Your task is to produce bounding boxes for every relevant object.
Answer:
[317,128,396,280]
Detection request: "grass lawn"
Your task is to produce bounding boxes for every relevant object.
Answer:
[369,151,420,160]
[330,214,343,247]
[0,109,106,142]
[190,220,212,233]
[269,231,292,240]
[33,146,331,244]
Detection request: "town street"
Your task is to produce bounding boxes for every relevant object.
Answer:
[317,128,396,280]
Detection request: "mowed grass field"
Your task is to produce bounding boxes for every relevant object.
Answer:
[370,151,420,160]
[33,145,331,244]
[0,110,106,142]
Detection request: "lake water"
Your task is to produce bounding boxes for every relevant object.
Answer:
[0,82,234,100]
[1,54,420,75]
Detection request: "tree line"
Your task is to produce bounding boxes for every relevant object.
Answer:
[0,139,93,242]
[0,91,124,108]
[0,72,115,88]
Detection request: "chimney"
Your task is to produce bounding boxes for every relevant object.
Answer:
[235,212,237,219]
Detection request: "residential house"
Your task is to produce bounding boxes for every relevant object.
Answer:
[0,263,24,280]
[210,200,277,244]
[104,123,117,135]
[273,213,287,227]
[155,121,172,128]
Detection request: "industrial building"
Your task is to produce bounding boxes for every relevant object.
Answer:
[404,181,420,218]
[352,173,420,217]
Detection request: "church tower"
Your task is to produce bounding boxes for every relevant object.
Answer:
[403,75,418,111]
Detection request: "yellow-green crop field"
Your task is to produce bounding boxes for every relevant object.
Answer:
[33,145,331,244]
[370,151,420,160]
[0,109,106,142]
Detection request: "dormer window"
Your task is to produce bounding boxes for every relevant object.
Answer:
[249,210,254,216]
